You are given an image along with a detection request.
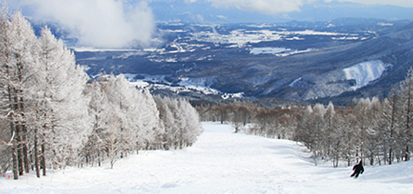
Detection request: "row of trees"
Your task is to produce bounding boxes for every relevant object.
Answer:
[0,10,201,180]
[196,70,413,167]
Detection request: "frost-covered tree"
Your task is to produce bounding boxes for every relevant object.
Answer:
[26,26,91,173]
[329,108,345,167]
[139,90,162,150]
[154,96,202,150]
[323,102,335,159]
[363,97,383,165]
[85,75,163,168]
[381,87,403,165]
[83,81,110,167]
[85,76,129,168]
[105,75,160,153]
[399,68,413,161]
[154,96,177,150]
[177,99,202,147]
[0,10,38,179]
[295,106,315,151]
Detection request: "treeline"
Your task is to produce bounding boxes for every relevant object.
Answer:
[0,11,201,179]
[196,70,413,167]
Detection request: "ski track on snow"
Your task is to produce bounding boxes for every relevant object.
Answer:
[1,122,413,193]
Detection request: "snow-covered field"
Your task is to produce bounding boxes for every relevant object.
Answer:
[1,122,412,194]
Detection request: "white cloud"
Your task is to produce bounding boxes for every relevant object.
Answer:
[7,0,155,48]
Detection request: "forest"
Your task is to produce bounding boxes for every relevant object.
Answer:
[0,11,202,180]
[196,71,413,167]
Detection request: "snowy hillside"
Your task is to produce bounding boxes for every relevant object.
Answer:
[343,60,388,90]
[1,122,412,193]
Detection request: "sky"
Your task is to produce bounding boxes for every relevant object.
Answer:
[5,0,413,48]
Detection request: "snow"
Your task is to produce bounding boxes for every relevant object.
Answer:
[250,47,316,57]
[249,47,291,55]
[190,29,283,46]
[289,77,302,87]
[221,92,244,99]
[343,60,387,90]
[121,74,224,96]
[2,122,413,193]
[378,22,394,26]
[72,47,139,52]
[332,36,360,40]
[276,48,316,57]
[277,30,348,36]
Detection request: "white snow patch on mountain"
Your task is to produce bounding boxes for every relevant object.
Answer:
[289,77,302,87]
[250,47,316,56]
[343,60,387,90]
[250,47,291,55]
[378,22,394,26]
[221,92,244,99]
[72,47,139,52]
[332,36,360,40]
[276,48,316,57]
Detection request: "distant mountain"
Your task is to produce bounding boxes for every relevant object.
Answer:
[72,18,413,105]
[315,21,413,104]
[149,1,413,23]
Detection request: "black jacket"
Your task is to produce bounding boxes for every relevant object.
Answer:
[353,161,364,174]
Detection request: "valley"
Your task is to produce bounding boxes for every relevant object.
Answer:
[73,18,413,105]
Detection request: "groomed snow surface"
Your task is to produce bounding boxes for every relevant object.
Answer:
[1,122,413,194]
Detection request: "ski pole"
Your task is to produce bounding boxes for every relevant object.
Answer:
[361,173,366,180]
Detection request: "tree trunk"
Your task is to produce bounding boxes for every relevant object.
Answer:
[98,152,101,167]
[41,141,46,176]
[405,79,412,162]
[405,146,410,161]
[12,143,19,180]
[22,132,29,174]
[34,128,40,178]
[9,90,19,180]
[109,132,116,169]
[7,81,18,179]
[16,125,24,176]
[388,147,393,165]
[18,95,30,174]
[16,62,30,174]
[11,122,19,180]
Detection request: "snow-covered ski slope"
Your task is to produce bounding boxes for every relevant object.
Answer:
[1,122,412,193]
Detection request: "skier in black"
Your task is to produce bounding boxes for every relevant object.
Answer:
[350,161,364,178]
